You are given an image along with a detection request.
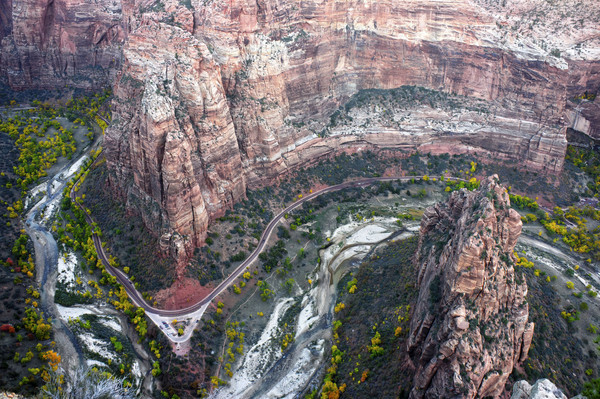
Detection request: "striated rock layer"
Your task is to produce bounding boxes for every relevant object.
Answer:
[407,175,534,398]
[106,9,246,260]
[0,0,124,89]
[2,0,600,259]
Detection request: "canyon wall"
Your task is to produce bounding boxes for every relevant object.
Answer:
[407,175,534,398]
[0,0,124,89]
[105,0,600,258]
[2,0,600,258]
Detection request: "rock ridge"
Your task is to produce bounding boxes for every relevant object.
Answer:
[408,175,534,398]
[2,0,600,261]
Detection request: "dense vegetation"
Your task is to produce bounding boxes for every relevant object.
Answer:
[515,264,599,395]
[310,237,419,399]
[80,162,176,295]
[511,190,600,261]
[566,145,600,197]
[0,93,110,396]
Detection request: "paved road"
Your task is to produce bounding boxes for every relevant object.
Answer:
[71,168,466,318]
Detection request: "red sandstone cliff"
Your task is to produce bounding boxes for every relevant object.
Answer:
[106,0,597,260]
[407,175,534,398]
[2,0,599,260]
[0,0,124,89]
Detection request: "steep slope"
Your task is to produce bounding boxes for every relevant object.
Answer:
[408,175,534,398]
[2,0,600,260]
[105,6,246,260]
[0,0,124,89]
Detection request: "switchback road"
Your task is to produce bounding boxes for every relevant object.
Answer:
[71,166,466,320]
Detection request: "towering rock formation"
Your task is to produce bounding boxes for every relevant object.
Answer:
[2,0,599,259]
[0,0,124,89]
[408,175,534,398]
[106,3,246,259]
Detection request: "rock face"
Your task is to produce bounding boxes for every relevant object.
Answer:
[407,175,534,398]
[2,0,600,259]
[511,379,569,399]
[105,4,246,260]
[0,0,124,89]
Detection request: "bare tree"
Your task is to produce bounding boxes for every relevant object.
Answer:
[40,366,135,399]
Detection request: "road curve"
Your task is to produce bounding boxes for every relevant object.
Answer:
[71,167,466,318]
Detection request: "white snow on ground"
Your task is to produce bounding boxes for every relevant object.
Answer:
[49,179,62,196]
[57,251,78,287]
[264,340,325,399]
[215,218,417,398]
[328,220,362,242]
[86,359,108,368]
[56,304,93,320]
[29,182,46,198]
[131,361,141,381]
[79,333,117,361]
[65,155,89,177]
[328,245,370,273]
[295,295,319,338]
[41,195,60,223]
[329,216,399,243]
[98,316,122,333]
[212,298,295,398]
[25,182,46,208]
[344,224,392,245]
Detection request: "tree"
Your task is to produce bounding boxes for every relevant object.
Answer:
[582,378,600,399]
[151,361,161,377]
[110,337,123,352]
[41,366,135,399]
[42,350,61,371]
[284,278,294,294]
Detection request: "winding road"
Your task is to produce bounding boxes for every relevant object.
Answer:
[70,166,466,335]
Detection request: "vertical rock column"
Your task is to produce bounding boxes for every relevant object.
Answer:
[408,175,534,399]
[105,12,246,265]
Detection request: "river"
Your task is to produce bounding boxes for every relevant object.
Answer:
[211,218,419,398]
[22,132,153,395]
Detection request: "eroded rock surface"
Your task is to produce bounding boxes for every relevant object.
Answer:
[408,175,534,398]
[2,0,600,260]
[511,379,570,399]
[0,0,124,89]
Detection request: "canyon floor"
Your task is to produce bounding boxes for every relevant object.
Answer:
[0,99,599,399]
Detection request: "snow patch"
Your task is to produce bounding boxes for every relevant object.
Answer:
[79,333,116,361]
[25,182,46,208]
[41,195,60,223]
[264,340,325,399]
[131,361,141,381]
[295,295,319,338]
[49,179,62,196]
[99,316,122,333]
[56,305,93,320]
[344,224,392,245]
[212,298,295,398]
[57,251,78,287]
[65,155,89,178]
[86,359,108,368]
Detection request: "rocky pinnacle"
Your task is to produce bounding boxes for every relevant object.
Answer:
[408,175,534,399]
